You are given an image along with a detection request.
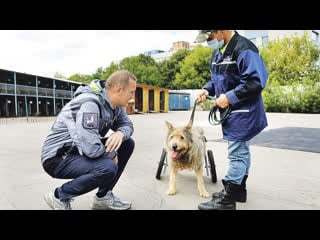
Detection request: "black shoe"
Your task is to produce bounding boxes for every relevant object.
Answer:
[198,197,236,210]
[198,180,247,210]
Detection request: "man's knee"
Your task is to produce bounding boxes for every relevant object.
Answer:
[95,160,118,181]
[120,137,135,153]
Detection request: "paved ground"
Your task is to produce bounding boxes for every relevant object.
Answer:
[0,111,319,210]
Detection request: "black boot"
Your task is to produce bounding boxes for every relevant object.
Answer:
[212,176,248,202]
[211,179,227,199]
[198,181,237,210]
[238,175,247,202]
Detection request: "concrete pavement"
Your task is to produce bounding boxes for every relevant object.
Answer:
[0,111,319,210]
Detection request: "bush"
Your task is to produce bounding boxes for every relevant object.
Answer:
[263,83,320,113]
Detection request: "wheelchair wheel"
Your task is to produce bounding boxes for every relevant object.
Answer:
[207,150,217,183]
[156,148,167,180]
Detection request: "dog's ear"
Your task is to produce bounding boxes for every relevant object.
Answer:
[165,121,174,130]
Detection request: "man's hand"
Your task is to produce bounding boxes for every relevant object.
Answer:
[105,131,124,152]
[196,89,209,103]
[214,94,229,109]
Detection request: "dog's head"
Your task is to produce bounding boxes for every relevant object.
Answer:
[165,121,194,160]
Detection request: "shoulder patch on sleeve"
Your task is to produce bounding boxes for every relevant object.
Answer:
[82,113,98,129]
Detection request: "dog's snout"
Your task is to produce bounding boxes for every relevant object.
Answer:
[172,143,177,150]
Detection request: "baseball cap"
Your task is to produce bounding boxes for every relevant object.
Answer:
[194,30,213,43]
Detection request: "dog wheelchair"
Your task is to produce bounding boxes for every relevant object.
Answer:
[155,144,217,183]
[155,95,232,184]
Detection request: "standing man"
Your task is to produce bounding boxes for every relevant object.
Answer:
[41,70,137,210]
[195,30,269,210]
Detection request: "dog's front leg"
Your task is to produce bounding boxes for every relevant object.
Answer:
[167,167,178,195]
[195,168,209,198]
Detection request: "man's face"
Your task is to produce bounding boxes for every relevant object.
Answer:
[120,78,136,107]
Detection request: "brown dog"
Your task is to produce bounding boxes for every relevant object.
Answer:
[165,121,209,198]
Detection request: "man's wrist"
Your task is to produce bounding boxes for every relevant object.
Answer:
[117,130,125,139]
[202,89,209,95]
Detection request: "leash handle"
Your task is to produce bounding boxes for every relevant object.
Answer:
[189,94,232,127]
[205,95,232,126]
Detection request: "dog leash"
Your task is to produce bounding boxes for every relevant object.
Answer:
[189,95,232,126]
[189,98,198,126]
[205,95,232,125]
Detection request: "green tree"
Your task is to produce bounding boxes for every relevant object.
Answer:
[53,72,66,79]
[260,32,320,86]
[92,67,104,80]
[67,73,94,84]
[173,45,212,89]
[119,54,162,86]
[158,49,191,89]
[261,32,320,113]
[101,62,120,80]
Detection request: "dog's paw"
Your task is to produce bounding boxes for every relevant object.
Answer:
[200,191,210,198]
[167,189,176,195]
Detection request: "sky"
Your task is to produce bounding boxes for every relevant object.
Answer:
[0,30,200,78]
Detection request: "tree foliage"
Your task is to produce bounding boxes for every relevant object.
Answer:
[119,54,162,86]
[92,67,104,80]
[158,49,191,89]
[260,32,320,85]
[101,62,120,80]
[53,72,66,79]
[173,45,212,89]
[67,73,94,84]
[260,32,320,113]
[63,32,320,102]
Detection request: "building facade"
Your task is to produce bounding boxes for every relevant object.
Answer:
[0,68,169,118]
[0,68,81,118]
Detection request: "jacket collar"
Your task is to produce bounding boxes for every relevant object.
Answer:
[224,31,240,57]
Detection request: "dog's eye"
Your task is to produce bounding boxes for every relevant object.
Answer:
[180,136,184,140]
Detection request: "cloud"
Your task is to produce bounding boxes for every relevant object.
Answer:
[0,30,199,78]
